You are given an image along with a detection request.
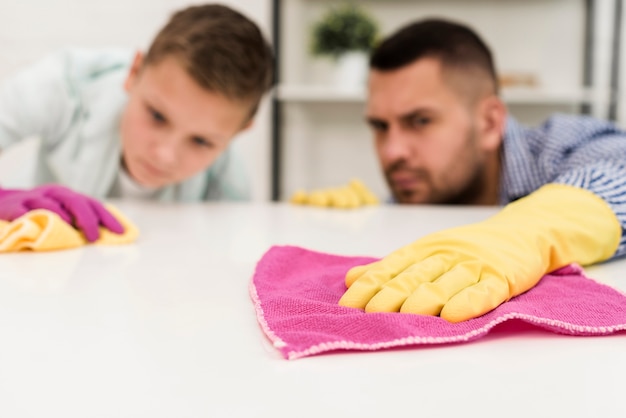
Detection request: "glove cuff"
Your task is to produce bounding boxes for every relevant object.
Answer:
[495,183,621,268]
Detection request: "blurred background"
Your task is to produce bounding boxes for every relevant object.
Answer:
[0,0,623,202]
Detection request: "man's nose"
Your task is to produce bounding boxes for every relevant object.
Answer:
[380,126,412,162]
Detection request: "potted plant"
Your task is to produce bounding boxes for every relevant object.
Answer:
[311,3,379,90]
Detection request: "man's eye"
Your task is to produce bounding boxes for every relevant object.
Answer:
[370,121,387,132]
[411,116,430,127]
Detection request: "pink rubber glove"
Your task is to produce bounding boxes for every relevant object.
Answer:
[0,185,124,242]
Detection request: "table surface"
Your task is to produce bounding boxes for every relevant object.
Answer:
[1,202,625,418]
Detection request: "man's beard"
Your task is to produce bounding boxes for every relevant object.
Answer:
[384,128,488,205]
[386,161,486,205]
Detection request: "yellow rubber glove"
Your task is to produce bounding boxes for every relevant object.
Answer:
[338,184,621,322]
[290,179,379,208]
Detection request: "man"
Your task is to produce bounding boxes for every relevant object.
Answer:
[337,19,625,322]
[0,4,273,241]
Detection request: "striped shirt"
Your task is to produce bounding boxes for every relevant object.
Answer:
[500,114,626,259]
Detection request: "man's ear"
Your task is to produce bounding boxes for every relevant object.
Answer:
[124,51,144,93]
[477,95,507,151]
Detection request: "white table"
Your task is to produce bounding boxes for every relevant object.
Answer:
[0,202,624,418]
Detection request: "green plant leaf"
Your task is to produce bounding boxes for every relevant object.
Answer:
[311,3,380,58]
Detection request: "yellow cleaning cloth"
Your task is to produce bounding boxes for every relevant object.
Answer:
[290,178,379,208]
[0,206,138,253]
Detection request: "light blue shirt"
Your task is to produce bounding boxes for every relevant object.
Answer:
[501,114,626,259]
[0,48,249,201]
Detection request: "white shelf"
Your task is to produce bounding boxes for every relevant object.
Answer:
[276,84,366,102]
[276,84,601,105]
[501,87,597,105]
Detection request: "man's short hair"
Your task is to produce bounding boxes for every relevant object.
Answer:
[370,18,499,96]
[144,4,274,118]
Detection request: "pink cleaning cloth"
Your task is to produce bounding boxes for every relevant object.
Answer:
[250,245,626,360]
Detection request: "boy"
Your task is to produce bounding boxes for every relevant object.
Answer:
[0,4,274,241]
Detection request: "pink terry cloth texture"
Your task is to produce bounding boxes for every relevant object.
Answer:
[249,245,626,360]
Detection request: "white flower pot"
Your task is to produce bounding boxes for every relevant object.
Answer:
[333,51,369,91]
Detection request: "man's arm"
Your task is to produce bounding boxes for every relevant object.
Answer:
[555,161,626,259]
[339,183,621,322]
[503,114,626,259]
[339,116,626,322]
[545,116,626,258]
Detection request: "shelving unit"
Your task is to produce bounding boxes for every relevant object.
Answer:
[276,84,600,106]
[270,0,621,201]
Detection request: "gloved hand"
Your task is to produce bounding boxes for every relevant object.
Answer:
[338,184,621,322]
[290,179,379,208]
[0,184,124,242]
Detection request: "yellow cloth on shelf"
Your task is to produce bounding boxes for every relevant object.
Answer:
[0,206,138,253]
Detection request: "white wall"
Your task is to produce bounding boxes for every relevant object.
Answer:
[0,0,273,201]
[1,1,623,202]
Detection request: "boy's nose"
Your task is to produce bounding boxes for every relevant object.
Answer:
[152,138,179,168]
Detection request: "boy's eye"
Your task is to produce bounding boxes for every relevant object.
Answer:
[149,108,166,123]
[192,136,214,148]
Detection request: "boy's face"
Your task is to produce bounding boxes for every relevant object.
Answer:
[120,53,252,188]
[366,57,504,205]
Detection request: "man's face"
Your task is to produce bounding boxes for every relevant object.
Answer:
[120,53,251,188]
[366,58,500,205]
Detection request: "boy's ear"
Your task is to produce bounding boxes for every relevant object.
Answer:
[124,51,144,92]
[241,118,254,131]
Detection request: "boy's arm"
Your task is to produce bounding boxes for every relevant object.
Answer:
[0,51,75,151]
[0,51,127,240]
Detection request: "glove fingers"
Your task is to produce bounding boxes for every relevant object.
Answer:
[400,261,482,316]
[344,249,417,287]
[339,253,428,310]
[326,187,358,208]
[345,264,371,287]
[71,202,101,242]
[290,180,377,208]
[364,256,449,312]
[290,190,308,204]
[439,274,510,323]
[338,275,387,310]
[349,179,379,205]
[24,197,73,224]
[340,187,360,208]
[308,189,330,206]
[88,200,125,235]
[0,204,29,221]
[328,188,347,208]
[48,191,101,242]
